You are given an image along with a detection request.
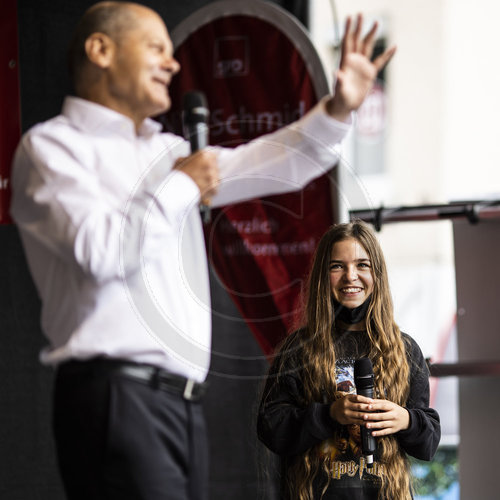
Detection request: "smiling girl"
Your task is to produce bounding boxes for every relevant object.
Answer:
[258,221,440,499]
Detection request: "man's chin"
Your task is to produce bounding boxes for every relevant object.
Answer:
[150,99,171,119]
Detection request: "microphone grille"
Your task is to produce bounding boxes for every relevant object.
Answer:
[183,91,209,124]
[354,357,373,378]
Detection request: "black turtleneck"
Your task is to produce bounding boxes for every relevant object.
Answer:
[333,296,371,325]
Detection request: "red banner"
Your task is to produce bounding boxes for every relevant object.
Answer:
[0,0,21,224]
[168,0,336,354]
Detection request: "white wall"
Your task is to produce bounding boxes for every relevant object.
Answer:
[442,0,500,200]
[311,0,500,202]
[310,1,500,497]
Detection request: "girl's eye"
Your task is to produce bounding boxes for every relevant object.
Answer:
[329,264,342,270]
[358,262,371,269]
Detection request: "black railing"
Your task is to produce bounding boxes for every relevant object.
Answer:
[350,200,500,231]
[429,360,500,378]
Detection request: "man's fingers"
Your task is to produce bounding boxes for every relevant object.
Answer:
[173,156,188,168]
[200,173,219,200]
[175,150,220,200]
[373,45,397,72]
[340,16,353,68]
[361,22,378,58]
[339,14,395,75]
[352,13,363,52]
[199,162,219,200]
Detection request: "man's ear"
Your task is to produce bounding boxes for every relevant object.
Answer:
[84,32,115,68]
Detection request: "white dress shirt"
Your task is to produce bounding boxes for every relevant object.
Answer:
[11,96,350,382]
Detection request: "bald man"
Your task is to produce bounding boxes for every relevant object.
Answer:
[11,2,394,499]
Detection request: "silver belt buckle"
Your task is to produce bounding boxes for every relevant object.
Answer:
[183,379,195,400]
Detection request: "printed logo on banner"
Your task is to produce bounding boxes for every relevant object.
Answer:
[214,36,249,78]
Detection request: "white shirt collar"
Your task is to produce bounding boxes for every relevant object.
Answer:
[62,96,163,139]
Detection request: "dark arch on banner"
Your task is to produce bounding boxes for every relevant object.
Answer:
[170,0,328,100]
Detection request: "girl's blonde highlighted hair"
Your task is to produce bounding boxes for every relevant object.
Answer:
[279,221,412,499]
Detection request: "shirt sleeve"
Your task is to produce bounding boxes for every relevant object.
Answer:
[257,339,340,456]
[212,98,352,207]
[396,335,441,461]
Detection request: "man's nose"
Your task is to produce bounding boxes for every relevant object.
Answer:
[165,56,180,75]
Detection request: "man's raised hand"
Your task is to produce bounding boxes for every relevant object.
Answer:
[327,13,396,121]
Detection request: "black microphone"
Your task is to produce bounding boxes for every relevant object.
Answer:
[354,357,377,469]
[182,91,211,223]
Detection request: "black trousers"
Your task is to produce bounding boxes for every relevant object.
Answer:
[52,360,208,500]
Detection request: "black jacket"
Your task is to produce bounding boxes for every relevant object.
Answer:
[257,330,441,499]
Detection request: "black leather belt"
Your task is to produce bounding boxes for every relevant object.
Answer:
[116,364,207,402]
[58,358,208,402]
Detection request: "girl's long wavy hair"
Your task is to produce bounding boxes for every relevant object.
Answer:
[279,221,411,499]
